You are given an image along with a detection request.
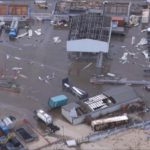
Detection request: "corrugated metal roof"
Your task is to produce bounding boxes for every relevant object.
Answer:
[103,86,138,103]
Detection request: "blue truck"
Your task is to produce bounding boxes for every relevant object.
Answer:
[9,18,19,39]
[48,95,68,108]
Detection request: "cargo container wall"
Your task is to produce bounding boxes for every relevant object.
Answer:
[9,4,28,16]
[0,4,7,15]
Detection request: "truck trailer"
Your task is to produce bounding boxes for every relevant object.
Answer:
[48,95,68,108]
[35,109,52,125]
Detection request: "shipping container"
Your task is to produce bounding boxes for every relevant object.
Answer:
[0,3,29,16]
[48,95,68,108]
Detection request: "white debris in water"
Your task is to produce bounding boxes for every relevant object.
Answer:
[136,38,148,47]
[107,73,116,77]
[14,57,21,60]
[44,80,49,84]
[19,74,28,79]
[53,36,61,43]
[46,75,50,79]
[120,52,128,64]
[38,76,43,81]
[12,67,23,71]
[50,20,55,25]
[131,36,135,45]
[16,32,28,39]
[141,29,147,32]
[6,54,10,60]
[121,46,126,48]
[35,29,42,36]
[28,29,33,38]
[142,50,149,59]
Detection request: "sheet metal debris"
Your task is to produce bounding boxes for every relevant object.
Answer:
[6,54,10,60]
[120,52,128,64]
[18,74,28,79]
[16,32,28,39]
[28,29,33,38]
[131,36,135,45]
[53,36,61,43]
[38,76,43,81]
[136,38,148,47]
[107,73,116,77]
[14,57,21,60]
[142,50,149,59]
[35,29,42,36]
[12,67,23,71]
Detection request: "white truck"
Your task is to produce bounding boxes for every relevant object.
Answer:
[35,109,52,125]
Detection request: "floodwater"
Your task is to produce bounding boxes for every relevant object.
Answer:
[0,0,149,125]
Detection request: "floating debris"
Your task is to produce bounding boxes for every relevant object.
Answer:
[12,67,23,71]
[38,76,43,81]
[28,29,33,38]
[120,52,128,64]
[14,57,21,60]
[81,62,93,71]
[18,74,28,79]
[131,36,135,45]
[35,29,42,36]
[53,36,61,43]
[107,73,116,77]
[142,50,149,59]
[6,54,10,60]
[136,38,147,47]
[16,32,28,39]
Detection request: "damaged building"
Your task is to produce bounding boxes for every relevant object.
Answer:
[67,13,112,71]
[61,86,144,125]
[54,0,131,23]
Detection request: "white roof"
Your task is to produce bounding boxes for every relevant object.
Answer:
[67,39,109,53]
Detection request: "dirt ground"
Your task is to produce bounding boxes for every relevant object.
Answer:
[80,129,150,150]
